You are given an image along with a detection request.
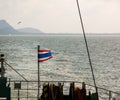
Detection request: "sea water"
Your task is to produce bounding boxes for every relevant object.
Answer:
[0,35,120,99]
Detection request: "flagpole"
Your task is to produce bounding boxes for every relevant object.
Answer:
[37,45,40,100]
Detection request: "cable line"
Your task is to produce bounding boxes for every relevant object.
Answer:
[75,0,98,96]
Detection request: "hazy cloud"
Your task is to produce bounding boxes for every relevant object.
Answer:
[0,0,120,33]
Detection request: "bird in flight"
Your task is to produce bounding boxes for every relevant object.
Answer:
[17,21,21,24]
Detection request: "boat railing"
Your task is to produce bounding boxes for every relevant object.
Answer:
[7,79,120,100]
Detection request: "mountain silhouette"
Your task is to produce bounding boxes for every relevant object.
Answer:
[0,20,18,35]
[0,20,44,35]
[17,27,43,34]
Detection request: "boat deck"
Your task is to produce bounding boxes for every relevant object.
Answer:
[2,80,120,100]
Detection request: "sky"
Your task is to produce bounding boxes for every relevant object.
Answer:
[0,0,120,33]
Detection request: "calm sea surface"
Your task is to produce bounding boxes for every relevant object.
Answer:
[0,35,120,98]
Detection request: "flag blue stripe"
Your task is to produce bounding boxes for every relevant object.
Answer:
[38,52,52,59]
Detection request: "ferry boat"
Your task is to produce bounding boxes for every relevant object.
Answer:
[0,53,120,100]
[0,0,120,100]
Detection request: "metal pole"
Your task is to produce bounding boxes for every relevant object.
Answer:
[27,82,28,100]
[0,54,5,77]
[109,91,112,100]
[37,45,40,100]
[18,89,20,100]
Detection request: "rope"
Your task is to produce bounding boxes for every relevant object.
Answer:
[75,0,98,95]
[5,61,28,82]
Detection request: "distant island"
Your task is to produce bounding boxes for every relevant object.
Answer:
[0,20,120,36]
[0,20,44,35]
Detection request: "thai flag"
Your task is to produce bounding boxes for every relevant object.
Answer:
[38,50,52,62]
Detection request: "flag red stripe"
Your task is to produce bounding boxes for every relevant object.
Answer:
[38,50,51,52]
